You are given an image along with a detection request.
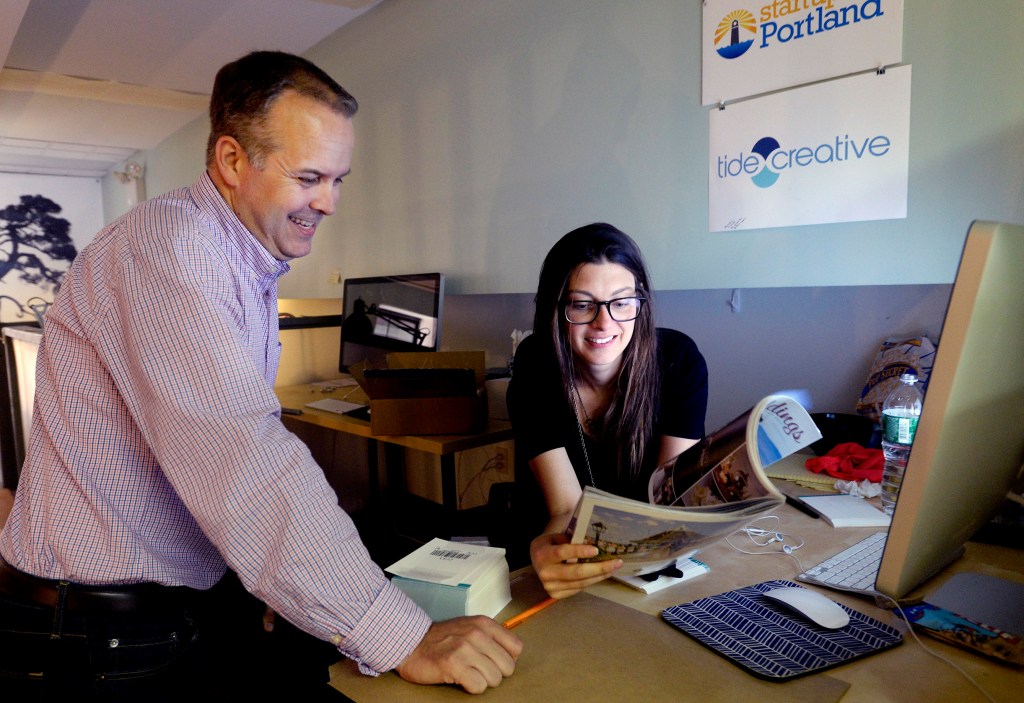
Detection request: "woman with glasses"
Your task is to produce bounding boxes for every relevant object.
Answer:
[507,223,708,598]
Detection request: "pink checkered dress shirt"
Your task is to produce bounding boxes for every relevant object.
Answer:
[0,172,430,674]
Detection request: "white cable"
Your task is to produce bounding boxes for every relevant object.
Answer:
[876,594,997,703]
[725,515,805,559]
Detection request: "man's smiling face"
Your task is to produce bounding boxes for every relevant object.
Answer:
[230,90,355,261]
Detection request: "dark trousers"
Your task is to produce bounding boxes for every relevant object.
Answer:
[0,563,349,701]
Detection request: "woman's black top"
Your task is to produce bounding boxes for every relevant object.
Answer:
[506,328,708,541]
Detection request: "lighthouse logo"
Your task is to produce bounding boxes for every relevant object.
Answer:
[714,10,757,59]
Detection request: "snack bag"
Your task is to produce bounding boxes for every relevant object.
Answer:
[856,336,936,425]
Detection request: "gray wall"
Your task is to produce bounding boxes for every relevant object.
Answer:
[443,283,950,431]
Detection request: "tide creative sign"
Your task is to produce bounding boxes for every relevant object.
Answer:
[702,0,904,105]
[708,65,910,232]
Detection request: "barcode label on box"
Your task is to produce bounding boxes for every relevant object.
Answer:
[430,548,472,560]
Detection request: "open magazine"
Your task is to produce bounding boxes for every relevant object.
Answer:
[566,395,822,576]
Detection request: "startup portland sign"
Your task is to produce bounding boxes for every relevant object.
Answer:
[715,0,888,60]
[701,0,905,105]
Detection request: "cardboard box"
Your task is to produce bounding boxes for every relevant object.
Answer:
[351,351,487,435]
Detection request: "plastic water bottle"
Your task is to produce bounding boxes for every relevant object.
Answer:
[880,372,923,514]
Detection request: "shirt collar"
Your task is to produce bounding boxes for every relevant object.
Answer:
[190,171,291,280]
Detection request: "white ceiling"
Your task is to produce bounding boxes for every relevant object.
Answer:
[0,0,381,178]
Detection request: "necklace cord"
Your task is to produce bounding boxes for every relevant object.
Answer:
[570,384,597,488]
[568,360,598,489]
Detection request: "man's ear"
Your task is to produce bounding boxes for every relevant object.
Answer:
[212,136,247,187]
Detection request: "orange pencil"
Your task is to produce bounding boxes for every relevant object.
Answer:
[502,597,558,629]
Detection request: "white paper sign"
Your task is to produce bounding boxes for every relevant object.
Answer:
[702,0,904,105]
[708,65,910,232]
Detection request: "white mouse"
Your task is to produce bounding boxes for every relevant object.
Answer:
[763,587,851,629]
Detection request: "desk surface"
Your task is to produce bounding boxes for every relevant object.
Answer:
[275,382,512,455]
[328,496,1024,703]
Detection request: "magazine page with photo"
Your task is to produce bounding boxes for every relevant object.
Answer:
[567,395,821,576]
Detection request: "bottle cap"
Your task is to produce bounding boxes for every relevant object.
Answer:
[899,372,918,383]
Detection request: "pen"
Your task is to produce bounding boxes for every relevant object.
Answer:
[786,494,820,519]
[502,597,558,629]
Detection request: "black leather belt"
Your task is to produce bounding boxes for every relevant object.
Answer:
[0,555,198,615]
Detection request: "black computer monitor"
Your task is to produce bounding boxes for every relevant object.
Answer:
[875,221,1024,599]
[339,273,445,372]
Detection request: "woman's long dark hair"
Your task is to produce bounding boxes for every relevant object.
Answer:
[532,223,659,480]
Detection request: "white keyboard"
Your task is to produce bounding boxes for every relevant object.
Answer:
[797,531,887,594]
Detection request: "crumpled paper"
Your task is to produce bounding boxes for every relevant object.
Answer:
[834,479,882,498]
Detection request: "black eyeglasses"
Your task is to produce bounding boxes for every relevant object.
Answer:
[562,297,646,324]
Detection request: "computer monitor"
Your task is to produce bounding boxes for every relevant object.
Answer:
[339,273,445,372]
[875,220,1024,599]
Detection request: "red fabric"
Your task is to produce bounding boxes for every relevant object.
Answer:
[805,442,884,482]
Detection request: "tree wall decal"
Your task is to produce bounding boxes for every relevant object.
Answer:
[1,194,78,291]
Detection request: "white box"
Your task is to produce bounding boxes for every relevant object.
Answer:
[386,538,511,620]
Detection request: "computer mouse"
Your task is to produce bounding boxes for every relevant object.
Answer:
[763,587,851,629]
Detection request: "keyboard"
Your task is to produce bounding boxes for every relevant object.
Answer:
[797,531,887,595]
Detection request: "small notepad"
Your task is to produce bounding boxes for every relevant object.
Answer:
[795,494,891,528]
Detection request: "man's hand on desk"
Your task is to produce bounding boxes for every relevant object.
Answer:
[396,616,523,694]
[530,533,623,599]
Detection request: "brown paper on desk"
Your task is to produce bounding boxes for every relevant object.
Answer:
[328,588,850,702]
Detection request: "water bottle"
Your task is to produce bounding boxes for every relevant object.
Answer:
[880,372,923,514]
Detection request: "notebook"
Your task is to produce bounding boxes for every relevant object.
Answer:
[793,494,891,528]
[765,452,837,489]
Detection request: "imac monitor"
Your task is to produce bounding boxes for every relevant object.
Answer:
[875,221,1024,599]
[339,273,445,372]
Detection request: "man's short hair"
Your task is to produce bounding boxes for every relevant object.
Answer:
[205,51,358,167]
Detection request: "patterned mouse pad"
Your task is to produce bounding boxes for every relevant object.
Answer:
[662,579,903,680]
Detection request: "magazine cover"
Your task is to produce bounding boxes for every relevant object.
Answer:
[650,395,820,508]
[903,602,1024,665]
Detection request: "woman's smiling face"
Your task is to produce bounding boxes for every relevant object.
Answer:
[564,261,638,376]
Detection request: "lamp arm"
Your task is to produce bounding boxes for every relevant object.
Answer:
[365,304,428,345]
